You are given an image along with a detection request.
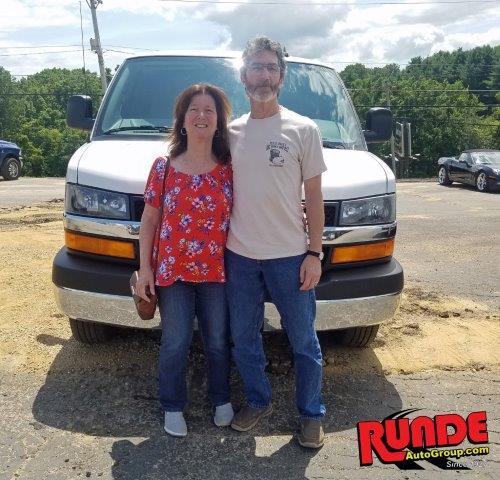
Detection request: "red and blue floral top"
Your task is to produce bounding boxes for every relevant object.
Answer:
[144,156,233,286]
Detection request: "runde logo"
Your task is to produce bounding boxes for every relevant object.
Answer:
[266,141,289,167]
[357,409,489,470]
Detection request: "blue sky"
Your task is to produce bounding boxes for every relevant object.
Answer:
[1,0,499,76]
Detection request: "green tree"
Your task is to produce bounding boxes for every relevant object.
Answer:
[1,67,102,176]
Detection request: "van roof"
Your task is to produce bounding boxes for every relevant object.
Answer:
[121,50,336,70]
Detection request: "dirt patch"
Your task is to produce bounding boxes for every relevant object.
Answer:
[0,200,64,231]
[0,203,498,378]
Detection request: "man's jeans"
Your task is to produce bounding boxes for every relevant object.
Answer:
[225,249,325,420]
[157,281,231,412]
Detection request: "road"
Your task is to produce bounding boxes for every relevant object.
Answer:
[0,180,498,479]
[396,182,500,308]
[0,177,65,209]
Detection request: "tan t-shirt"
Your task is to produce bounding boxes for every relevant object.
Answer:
[227,106,327,260]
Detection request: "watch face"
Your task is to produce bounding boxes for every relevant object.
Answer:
[319,251,325,261]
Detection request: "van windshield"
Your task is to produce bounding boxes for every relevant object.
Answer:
[95,56,365,149]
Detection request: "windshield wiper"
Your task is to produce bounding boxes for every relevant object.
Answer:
[102,125,172,135]
[323,140,346,149]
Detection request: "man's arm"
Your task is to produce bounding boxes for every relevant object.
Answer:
[300,174,324,291]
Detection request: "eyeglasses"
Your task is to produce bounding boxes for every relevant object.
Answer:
[248,63,281,74]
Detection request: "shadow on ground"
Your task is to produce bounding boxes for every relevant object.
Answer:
[33,329,402,479]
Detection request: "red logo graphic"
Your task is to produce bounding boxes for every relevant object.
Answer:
[357,409,489,468]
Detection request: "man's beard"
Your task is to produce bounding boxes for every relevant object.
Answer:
[245,82,280,102]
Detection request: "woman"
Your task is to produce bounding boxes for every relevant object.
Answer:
[136,84,233,437]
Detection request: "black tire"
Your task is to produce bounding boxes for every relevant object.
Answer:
[475,172,488,192]
[69,318,111,344]
[1,157,20,180]
[437,166,452,186]
[335,325,380,347]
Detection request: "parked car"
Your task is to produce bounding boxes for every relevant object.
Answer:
[52,52,404,347]
[0,140,22,180]
[438,149,500,192]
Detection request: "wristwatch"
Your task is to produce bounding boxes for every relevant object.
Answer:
[306,250,324,261]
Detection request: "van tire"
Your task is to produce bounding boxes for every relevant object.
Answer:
[335,325,380,347]
[69,318,110,344]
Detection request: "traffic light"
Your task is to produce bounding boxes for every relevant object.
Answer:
[394,121,411,158]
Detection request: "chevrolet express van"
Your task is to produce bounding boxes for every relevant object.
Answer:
[52,52,404,346]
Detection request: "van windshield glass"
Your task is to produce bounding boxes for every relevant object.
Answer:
[95,56,365,149]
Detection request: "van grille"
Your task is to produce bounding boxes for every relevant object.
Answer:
[131,196,145,222]
[324,202,338,226]
[133,197,338,226]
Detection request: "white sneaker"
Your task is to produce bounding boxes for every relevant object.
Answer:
[214,402,234,427]
[164,412,187,437]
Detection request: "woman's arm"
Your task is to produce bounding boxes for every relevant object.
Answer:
[136,204,161,301]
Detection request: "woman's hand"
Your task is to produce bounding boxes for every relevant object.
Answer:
[135,267,156,302]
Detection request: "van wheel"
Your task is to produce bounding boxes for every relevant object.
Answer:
[335,325,380,347]
[1,157,20,180]
[69,318,111,344]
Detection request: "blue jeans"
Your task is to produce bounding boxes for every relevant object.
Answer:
[157,281,231,412]
[225,249,325,420]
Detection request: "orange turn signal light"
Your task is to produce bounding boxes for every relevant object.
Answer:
[331,238,395,264]
[65,230,135,259]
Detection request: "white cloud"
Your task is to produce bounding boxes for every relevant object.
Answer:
[1,0,80,31]
[0,0,499,75]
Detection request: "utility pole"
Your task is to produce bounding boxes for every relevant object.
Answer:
[88,0,107,94]
[386,84,397,177]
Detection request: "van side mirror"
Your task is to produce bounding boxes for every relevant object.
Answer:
[67,95,94,131]
[363,108,392,143]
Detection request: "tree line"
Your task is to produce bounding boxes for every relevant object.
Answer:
[0,45,498,178]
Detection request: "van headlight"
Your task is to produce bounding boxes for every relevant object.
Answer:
[340,194,395,225]
[65,184,130,220]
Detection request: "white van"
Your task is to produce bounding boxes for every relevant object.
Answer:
[52,51,404,346]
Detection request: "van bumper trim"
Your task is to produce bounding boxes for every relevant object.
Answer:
[54,286,401,331]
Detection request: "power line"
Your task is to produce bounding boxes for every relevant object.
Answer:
[348,89,500,92]
[158,0,500,4]
[0,44,83,50]
[355,104,499,108]
[0,49,90,57]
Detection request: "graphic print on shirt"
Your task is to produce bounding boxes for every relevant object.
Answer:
[266,140,290,167]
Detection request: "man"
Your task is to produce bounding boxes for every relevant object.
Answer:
[225,36,327,449]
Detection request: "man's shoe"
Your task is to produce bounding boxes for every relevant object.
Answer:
[231,404,273,432]
[164,412,187,437]
[297,418,324,449]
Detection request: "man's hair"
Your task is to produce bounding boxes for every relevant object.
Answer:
[241,36,286,77]
[169,83,231,163]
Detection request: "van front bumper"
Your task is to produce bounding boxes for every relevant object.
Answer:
[52,247,404,331]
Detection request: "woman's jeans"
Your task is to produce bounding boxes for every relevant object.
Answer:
[225,249,325,420]
[157,281,231,412]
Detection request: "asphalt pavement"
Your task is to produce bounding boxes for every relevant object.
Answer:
[0,177,65,209]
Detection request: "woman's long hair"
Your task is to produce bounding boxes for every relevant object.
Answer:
[169,84,232,164]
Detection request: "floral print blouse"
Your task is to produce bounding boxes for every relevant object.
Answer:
[144,156,233,286]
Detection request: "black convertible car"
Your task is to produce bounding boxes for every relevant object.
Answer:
[438,149,500,192]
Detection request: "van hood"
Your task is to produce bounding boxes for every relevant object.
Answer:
[75,139,394,199]
[75,138,170,193]
[322,149,395,199]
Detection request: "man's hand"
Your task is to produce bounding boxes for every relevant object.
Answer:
[299,254,322,291]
